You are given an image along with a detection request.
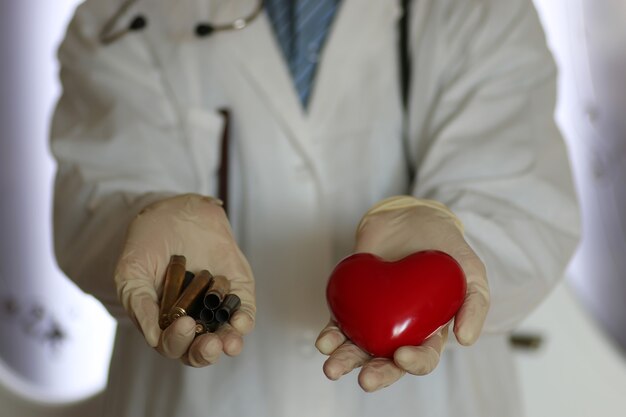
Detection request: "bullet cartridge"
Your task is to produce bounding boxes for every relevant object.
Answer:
[204,319,220,333]
[204,275,231,310]
[159,255,187,329]
[182,271,195,291]
[200,307,215,323]
[215,294,241,324]
[195,321,207,335]
[168,270,213,323]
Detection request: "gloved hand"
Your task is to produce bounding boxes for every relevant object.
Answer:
[114,193,256,367]
[316,196,490,392]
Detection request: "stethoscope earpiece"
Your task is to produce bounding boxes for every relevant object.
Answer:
[100,0,264,45]
[129,15,147,32]
[195,23,214,38]
[100,12,147,45]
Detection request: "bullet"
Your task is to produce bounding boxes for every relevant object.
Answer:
[195,321,207,335]
[200,307,215,323]
[204,319,220,333]
[204,275,231,310]
[182,271,195,292]
[159,255,187,329]
[168,270,214,323]
[195,317,220,333]
[215,294,241,324]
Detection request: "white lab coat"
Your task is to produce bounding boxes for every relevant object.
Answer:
[51,0,579,416]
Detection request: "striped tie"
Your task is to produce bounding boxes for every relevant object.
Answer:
[266,0,340,109]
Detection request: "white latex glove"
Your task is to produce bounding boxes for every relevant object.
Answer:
[316,196,490,392]
[114,194,256,367]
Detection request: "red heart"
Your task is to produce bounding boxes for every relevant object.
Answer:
[326,251,466,358]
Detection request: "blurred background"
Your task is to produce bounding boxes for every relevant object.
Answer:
[0,0,624,416]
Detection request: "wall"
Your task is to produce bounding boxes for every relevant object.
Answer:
[0,0,115,408]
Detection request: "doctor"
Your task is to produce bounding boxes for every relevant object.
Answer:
[51,0,579,416]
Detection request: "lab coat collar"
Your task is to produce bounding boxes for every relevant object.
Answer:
[307,1,402,128]
[147,0,402,161]
[232,10,308,142]
[230,0,401,150]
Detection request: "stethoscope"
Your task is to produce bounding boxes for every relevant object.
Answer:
[100,0,265,45]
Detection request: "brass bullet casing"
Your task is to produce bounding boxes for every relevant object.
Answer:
[204,319,220,333]
[215,294,241,324]
[198,309,219,333]
[195,321,207,335]
[200,307,215,323]
[159,255,187,329]
[196,316,220,333]
[168,306,188,323]
[168,270,214,323]
[204,275,231,310]
[182,271,195,292]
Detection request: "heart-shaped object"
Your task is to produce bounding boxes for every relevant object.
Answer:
[326,251,466,358]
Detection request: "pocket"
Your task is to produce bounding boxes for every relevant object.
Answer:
[185,107,227,196]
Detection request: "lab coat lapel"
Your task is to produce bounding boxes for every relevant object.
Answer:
[230,11,308,142]
[307,0,402,128]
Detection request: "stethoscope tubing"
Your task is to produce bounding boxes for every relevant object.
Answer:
[100,0,265,45]
[100,0,140,45]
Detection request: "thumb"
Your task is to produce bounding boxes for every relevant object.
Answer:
[114,252,164,347]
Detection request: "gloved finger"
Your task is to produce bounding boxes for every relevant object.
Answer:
[157,316,197,359]
[454,279,490,346]
[322,342,371,381]
[125,290,161,348]
[214,323,244,357]
[115,258,164,348]
[229,304,256,336]
[358,358,406,393]
[315,319,347,355]
[447,244,490,345]
[183,332,223,368]
[393,325,449,375]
